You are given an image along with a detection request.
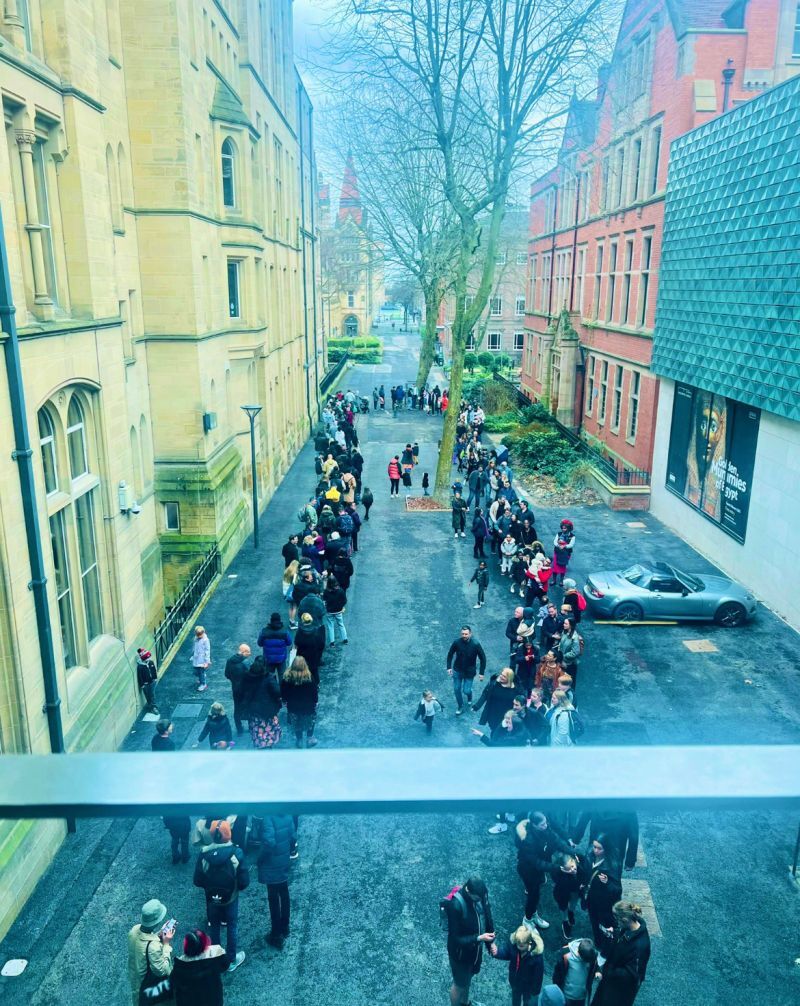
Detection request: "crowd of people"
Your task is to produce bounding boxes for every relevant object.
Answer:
[131,388,378,1006]
[372,381,450,413]
[430,399,651,1006]
[131,385,651,1006]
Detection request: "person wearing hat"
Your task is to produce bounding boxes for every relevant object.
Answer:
[193,819,249,973]
[257,613,293,676]
[136,648,159,714]
[562,579,586,625]
[127,898,174,1005]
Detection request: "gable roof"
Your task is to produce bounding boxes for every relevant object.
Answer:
[210,77,252,130]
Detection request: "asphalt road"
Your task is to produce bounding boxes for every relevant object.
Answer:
[2,326,799,1005]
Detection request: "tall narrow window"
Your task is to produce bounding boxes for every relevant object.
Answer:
[18,0,33,50]
[227,260,241,318]
[490,296,502,317]
[32,143,58,302]
[632,138,643,202]
[75,491,103,642]
[612,366,624,431]
[541,254,551,314]
[614,147,625,207]
[648,126,662,196]
[513,332,524,350]
[585,355,595,415]
[515,295,526,317]
[66,397,88,480]
[529,255,537,311]
[347,290,355,308]
[39,410,58,494]
[794,3,800,56]
[488,332,501,350]
[575,247,586,316]
[221,138,236,208]
[593,244,604,319]
[621,239,634,324]
[600,156,610,212]
[638,235,653,327]
[599,360,609,423]
[50,511,77,669]
[606,242,618,322]
[627,371,641,441]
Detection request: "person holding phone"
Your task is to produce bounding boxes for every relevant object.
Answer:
[443,876,495,1006]
[127,899,174,1006]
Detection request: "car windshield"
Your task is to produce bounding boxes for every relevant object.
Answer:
[621,564,650,586]
[674,567,703,592]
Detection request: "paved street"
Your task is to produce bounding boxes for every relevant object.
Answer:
[2,326,799,1005]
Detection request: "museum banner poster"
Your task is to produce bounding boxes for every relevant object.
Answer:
[666,383,760,543]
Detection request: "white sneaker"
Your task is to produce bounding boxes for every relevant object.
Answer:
[227,950,246,972]
[197,684,208,692]
[533,913,550,929]
[460,532,466,537]
[473,603,482,609]
[523,916,537,931]
[487,822,508,834]
[504,813,517,823]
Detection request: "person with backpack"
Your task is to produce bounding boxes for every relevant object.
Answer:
[561,579,586,624]
[169,929,227,1006]
[558,618,582,684]
[254,815,297,949]
[489,924,544,1006]
[552,937,598,1005]
[193,819,249,973]
[441,876,495,1006]
[136,648,159,714]
[345,501,362,553]
[548,689,582,747]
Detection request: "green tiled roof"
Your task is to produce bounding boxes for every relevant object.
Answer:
[652,74,800,421]
[210,77,251,129]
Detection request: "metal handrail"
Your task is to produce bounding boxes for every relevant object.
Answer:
[320,353,349,395]
[153,546,221,664]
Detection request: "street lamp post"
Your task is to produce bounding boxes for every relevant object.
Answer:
[241,405,263,549]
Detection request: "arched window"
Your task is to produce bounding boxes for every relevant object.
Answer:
[117,142,131,208]
[221,138,236,208]
[40,389,106,668]
[38,409,59,494]
[66,396,88,479]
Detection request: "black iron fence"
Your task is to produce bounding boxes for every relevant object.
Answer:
[153,545,221,665]
[320,353,349,395]
[492,376,651,488]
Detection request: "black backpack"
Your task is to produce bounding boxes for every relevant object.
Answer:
[199,849,238,903]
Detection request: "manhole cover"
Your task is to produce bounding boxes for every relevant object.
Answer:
[1,959,28,977]
[171,703,204,717]
[682,639,719,653]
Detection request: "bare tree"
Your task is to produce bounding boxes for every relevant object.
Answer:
[329,0,612,493]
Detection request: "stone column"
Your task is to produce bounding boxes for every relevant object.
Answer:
[15,129,53,313]
[539,322,556,412]
[555,311,581,430]
[3,0,27,50]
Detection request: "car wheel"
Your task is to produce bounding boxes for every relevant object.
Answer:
[613,601,643,622]
[714,602,746,627]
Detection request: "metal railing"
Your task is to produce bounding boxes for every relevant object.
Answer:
[320,352,349,395]
[492,376,651,487]
[153,545,221,664]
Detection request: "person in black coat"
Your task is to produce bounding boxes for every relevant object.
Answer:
[471,508,489,558]
[472,669,517,730]
[197,703,233,749]
[330,550,354,591]
[471,711,528,747]
[592,903,650,1006]
[136,648,158,713]
[581,835,623,953]
[294,613,325,683]
[254,815,297,949]
[571,811,640,872]
[280,657,320,748]
[224,643,250,735]
[513,641,539,696]
[171,929,227,1006]
[152,720,190,863]
[443,876,495,1006]
[240,657,282,749]
[505,606,524,655]
[446,627,487,713]
[281,534,300,568]
[515,812,573,929]
[490,925,545,1006]
[361,486,374,520]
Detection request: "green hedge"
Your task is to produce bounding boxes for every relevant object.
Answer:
[327,336,382,350]
[328,345,382,364]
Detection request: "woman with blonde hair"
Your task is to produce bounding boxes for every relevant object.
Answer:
[472,667,517,731]
[283,559,300,629]
[489,923,544,1005]
[280,656,319,749]
[547,689,576,747]
[592,902,650,1006]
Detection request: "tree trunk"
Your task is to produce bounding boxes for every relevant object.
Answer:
[416,283,442,389]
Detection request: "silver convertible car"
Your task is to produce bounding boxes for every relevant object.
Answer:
[582,561,757,627]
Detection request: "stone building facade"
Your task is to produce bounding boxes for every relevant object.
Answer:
[0,0,318,939]
[520,0,800,507]
[319,154,384,341]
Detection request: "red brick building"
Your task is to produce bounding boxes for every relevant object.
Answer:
[521,0,800,507]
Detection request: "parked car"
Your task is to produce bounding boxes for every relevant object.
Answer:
[582,561,757,627]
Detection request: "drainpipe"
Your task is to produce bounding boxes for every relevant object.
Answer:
[297,86,313,434]
[547,184,558,317]
[721,59,735,113]
[0,207,67,764]
[568,172,581,312]
[308,115,320,418]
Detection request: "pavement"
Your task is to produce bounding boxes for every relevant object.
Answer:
[2,325,800,1005]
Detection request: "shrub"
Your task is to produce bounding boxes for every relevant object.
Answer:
[477,351,494,369]
[464,352,477,374]
[482,381,518,415]
[482,411,521,433]
[461,375,488,402]
[519,402,553,425]
[512,429,582,485]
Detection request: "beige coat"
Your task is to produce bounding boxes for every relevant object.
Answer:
[127,925,173,1006]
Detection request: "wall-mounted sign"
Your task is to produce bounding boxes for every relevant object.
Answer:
[665,383,760,543]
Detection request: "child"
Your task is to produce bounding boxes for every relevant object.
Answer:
[551,539,571,587]
[552,938,598,1005]
[196,702,233,749]
[508,551,526,595]
[414,690,444,733]
[551,853,585,939]
[469,560,489,608]
[490,925,544,1005]
[500,533,518,575]
[422,472,430,496]
[412,441,420,465]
